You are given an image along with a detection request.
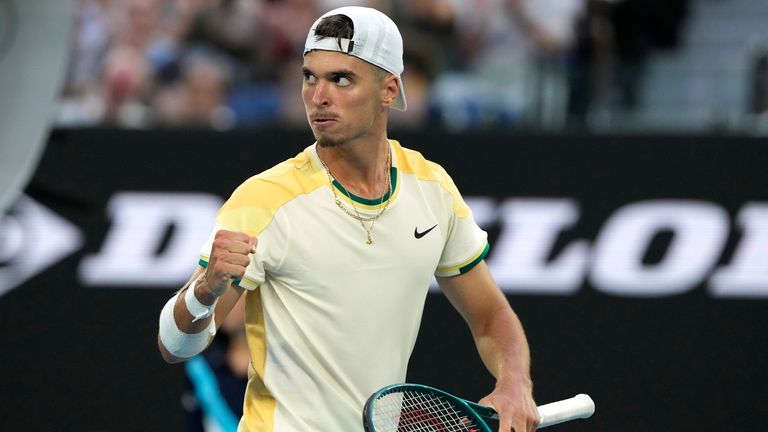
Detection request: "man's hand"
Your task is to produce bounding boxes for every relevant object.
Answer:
[479,375,539,432]
[201,229,257,299]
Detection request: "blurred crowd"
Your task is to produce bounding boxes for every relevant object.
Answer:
[57,0,689,130]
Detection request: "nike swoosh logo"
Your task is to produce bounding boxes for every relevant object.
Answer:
[414,224,438,239]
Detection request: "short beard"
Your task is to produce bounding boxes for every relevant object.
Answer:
[316,135,346,148]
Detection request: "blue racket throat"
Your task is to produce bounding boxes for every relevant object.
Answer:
[464,400,499,421]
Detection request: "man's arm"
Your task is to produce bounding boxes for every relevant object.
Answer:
[437,260,539,432]
[158,230,255,363]
[157,270,245,363]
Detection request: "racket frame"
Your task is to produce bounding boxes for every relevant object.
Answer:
[363,383,494,432]
[364,383,595,431]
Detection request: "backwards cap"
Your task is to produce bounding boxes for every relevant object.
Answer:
[304,6,407,111]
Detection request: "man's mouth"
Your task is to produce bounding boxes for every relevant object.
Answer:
[311,113,338,125]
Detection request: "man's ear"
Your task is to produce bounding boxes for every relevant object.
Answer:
[381,74,399,108]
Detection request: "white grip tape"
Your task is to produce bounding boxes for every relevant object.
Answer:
[185,278,218,322]
[158,293,216,359]
[537,394,595,429]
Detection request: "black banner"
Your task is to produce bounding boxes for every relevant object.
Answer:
[1,128,766,431]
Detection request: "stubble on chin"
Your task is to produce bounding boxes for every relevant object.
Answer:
[316,135,345,148]
[308,121,344,148]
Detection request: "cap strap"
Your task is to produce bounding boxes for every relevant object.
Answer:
[307,37,354,54]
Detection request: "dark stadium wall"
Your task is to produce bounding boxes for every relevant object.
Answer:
[0,128,766,431]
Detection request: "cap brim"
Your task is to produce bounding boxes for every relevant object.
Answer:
[392,75,407,111]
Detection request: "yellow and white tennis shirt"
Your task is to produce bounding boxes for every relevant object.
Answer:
[199,140,488,432]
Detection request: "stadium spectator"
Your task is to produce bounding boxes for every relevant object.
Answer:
[59,44,153,127]
[566,0,689,128]
[430,0,584,129]
[385,0,455,128]
[153,51,235,128]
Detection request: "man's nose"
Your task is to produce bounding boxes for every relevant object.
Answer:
[312,81,331,106]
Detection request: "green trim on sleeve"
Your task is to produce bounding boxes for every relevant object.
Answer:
[459,243,490,274]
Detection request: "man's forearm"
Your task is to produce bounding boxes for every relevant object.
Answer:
[475,304,532,386]
[174,277,217,334]
[158,273,217,362]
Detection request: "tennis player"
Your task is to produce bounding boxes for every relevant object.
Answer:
[158,6,539,432]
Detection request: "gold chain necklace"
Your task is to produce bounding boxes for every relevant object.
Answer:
[318,146,392,245]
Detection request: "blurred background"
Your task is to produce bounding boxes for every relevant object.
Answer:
[55,0,768,133]
[1,0,768,431]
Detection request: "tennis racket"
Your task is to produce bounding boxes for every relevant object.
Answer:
[363,383,594,432]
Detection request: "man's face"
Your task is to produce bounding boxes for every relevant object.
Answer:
[302,50,387,147]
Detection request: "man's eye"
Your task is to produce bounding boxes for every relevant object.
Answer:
[337,76,351,87]
[305,74,317,84]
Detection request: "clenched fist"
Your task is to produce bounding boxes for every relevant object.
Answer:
[202,230,257,298]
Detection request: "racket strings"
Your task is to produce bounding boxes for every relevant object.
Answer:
[372,390,480,432]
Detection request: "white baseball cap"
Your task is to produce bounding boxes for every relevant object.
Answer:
[304,6,407,111]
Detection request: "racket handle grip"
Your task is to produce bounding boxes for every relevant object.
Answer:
[537,394,595,429]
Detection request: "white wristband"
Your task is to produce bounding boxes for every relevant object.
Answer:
[185,278,218,323]
[158,292,216,359]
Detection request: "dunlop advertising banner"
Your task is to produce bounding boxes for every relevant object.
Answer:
[1,128,766,431]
